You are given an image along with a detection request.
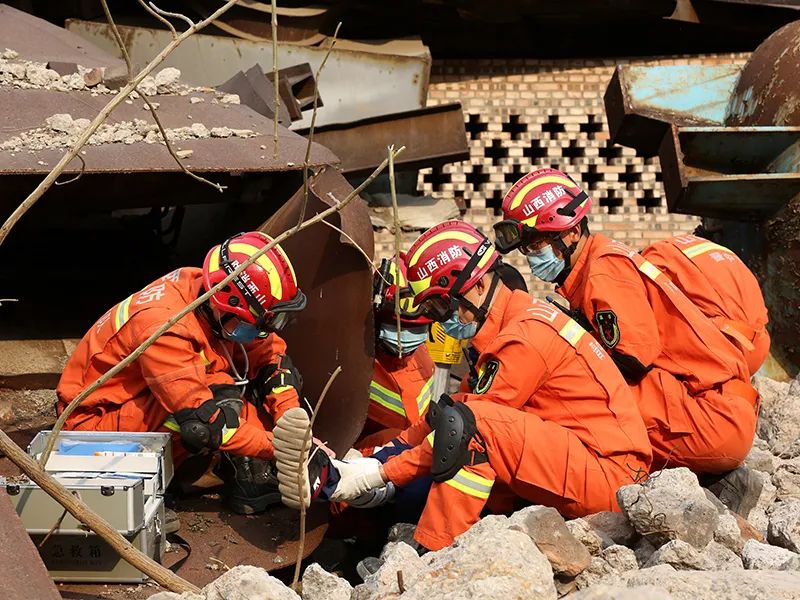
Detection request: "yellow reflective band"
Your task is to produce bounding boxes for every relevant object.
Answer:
[416,377,434,416]
[638,260,662,282]
[113,295,133,332]
[444,468,495,499]
[221,426,238,444]
[272,385,294,395]
[273,243,298,288]
[509,175,576,210]
[208,243,283,300]
[426,431,435,447]
[521,214,539,227]
[409,231,481,267]
[682,241,729,259]
[475,245,498,271]
[369,380,406,417]
[558,319,585,347]
[163,416,180,432]
[409,276,432,296]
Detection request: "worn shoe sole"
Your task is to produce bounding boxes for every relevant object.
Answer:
[273,407,313,510]
[226,490,283,515]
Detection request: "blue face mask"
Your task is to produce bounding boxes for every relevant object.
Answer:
[440,312,478,340]
[221,321,261,344]
[526,244,565,282]
[378,324,429,355]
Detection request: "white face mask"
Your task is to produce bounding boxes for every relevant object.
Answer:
[440,312,478,340]
[526,244,565,282]
[377,323,429,354]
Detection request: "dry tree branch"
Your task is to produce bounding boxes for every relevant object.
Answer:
[137,0,178,38]
[148,1,196,29]
[271,0,280,160]
[39,147,405,466]
[296,21,342,231]
[292,366,342,590]
[53,154,86,186]
[0,0,237,247]
[102,0,226,193]
[388,145,403,357]
[318,218,389,284]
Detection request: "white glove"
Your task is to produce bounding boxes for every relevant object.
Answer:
[329,457,386,502]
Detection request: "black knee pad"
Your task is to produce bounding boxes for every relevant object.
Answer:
[429,400,486,483]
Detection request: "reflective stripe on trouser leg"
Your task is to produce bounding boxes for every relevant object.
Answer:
[413,460,497,551]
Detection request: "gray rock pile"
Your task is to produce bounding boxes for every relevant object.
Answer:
[148,375,800,600]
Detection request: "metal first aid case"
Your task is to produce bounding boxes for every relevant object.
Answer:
[2,430,173,583]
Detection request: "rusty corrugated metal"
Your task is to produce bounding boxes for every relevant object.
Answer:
[262,168,375,456]
[306,103,469,176]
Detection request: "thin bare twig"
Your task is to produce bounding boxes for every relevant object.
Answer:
[388,145,403,357]
[0,0,237,247]
[149,1,195,29]
[296,21,342,231]
[292,366,342,590]
[271,0,280,160]
[38,506,69,549]
[40,149,404,467]
[102,0,226,193]
[54,154,86,186]
[137,0,177,39]
[318,218,389,284]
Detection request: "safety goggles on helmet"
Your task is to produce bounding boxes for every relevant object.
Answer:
[373,258,428,323]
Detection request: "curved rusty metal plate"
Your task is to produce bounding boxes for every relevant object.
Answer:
[261,168,375,456]
[727,20,800,126]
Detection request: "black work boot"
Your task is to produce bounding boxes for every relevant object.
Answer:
[220,454,282,515]
[701,465,763,519]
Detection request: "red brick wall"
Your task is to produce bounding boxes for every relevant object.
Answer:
[375,53,750,298]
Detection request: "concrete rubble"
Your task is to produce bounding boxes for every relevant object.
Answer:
[144,407,800,599]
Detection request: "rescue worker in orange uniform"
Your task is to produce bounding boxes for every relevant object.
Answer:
[493,168,761,516]
[57,231,307,514]
[641,235,769,375]
[271,221,652,552]
[357,258,435,451]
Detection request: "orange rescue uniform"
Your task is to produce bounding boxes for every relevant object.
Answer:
[382,285,652,551]
[357,345,435,450]
[558,234,758,474]
[56,267,299,463]
[641,235,769,375]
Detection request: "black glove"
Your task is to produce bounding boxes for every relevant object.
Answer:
[246,354,303,407]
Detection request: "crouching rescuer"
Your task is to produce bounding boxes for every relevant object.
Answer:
[272,220,652,551]
[57,231,307,514]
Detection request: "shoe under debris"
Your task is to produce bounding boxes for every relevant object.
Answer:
[701,465,763,519]
[356,556,384,582]
[220,454,282,515]
[164,508,181,535]
[273,407,330,509]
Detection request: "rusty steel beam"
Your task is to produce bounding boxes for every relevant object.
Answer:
[306,103,469,176]
[658,124,800,219]
[604,64,739,156]
[261,168,375,456]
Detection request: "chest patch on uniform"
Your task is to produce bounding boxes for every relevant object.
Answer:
[475,360,499,394]
[595,310,620,349]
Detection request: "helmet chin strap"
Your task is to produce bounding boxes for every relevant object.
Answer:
[551,235,579,286]
[456,271,501,330]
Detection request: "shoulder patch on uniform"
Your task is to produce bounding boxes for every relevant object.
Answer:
[474,360,499,395]
[595,310,620,349]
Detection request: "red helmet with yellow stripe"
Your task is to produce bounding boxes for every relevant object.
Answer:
[494,168,591,254]
[405,220,500,322]
[203,231,306,334]
[374,255,432,325]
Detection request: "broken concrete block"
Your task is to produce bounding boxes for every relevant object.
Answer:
[633,537,657,567]
[301,563,351,600]
[155,67,181,93]
[745,444,777,474]
[755,375,800,458]
[749,473,778,533]
[508,505,591,577]
[773,459,800,501]
[139,75,157,96]
[768,499,800,552]
[352,542,426,600]
[585,511,637,546]
[575,545,638,590]
[401,528,557,600]
[715,511,746,554]
[704,540,744,570]
[645,540,710,570]
[197,566,299,600]
[622,564,800,598]
[566,517,610,556]
[617,468,719,549]
[741,539,800,570]
[569,583,675,600]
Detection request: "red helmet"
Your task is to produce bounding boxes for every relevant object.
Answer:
[494,168,592,253]
[203,231,306,333]
[373,256,432,325]
[405,220,499,321]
